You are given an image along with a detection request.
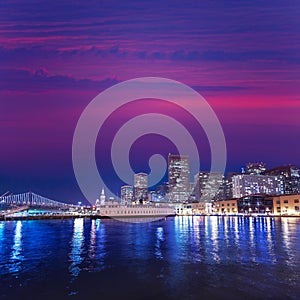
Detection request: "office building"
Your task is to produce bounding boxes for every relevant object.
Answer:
[168,154,190,202]
[121,185,133,205]
[224,172,241,199]
[194,171,224,202]
[263,165,300,194]
[232,174,284,198]
[134,173,148,201]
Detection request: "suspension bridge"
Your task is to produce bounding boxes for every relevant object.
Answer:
[0,191,77,209]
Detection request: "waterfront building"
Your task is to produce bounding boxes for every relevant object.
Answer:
[272,194,300,215]
[175,202,206,215]
[168,154,190,202]
[194,171,224,202]
[232,174,284,198]
[237,194,273,214]
[134,173,148,202]
[246,162,266,174]
[213,199,238,214]
[263,164,300,194]
[121,185,133,205]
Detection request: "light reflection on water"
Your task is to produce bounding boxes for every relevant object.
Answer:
[155,227,164,260]
[210,216,220,262]
[0,222,4,254]
[0,216,299,299]
[9,220,23,274]
[266,217,276,263]
[281,217,294,267]
[69,218,85,278]
[94,219,106,271]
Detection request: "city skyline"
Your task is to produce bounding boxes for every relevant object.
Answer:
[1,0,299,203]
[132,158,300,203]
[116,158,300,208]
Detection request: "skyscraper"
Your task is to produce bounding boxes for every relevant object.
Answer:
[194,171,224,202]
[121,185,133,205]
[224,172,241,199]
[134,173,148,202]
[168,154,190,202]
[263,165,300,194]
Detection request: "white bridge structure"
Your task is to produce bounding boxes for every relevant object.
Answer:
[0,191,76,209]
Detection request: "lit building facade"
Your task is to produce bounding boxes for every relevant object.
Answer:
[121,185,133,205]
[213,199,238,214]
[134,173,148,201]
[232,174,284,198]
[263,165,300,195]
[237,195,273,214]
[224,172,241,199]
[246,162,266,174]
[272,194,300,215]
[168,154,190,202]
[194,171,224,202]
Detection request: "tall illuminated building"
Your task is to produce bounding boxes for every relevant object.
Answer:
[224,172,241,199]
[121,185,133,205]
[168,154,190,202]
[232,174,284,198]
[263,164,300,194]
[134,173,148,201]
[194,171,224,202]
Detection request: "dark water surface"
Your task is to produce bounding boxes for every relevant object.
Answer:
[0,216,299,299]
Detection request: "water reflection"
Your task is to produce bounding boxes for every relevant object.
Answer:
[155,227,164,259]
[281,218,293,267]
[88,219,97,260]
[0,223,4,252]
[210,216,220,262]
[94,219,106,271]
[9,221,23,274]
[248,217,256,262]
[69,218,85,277]
[172,216,284,266]
[266,218,276,263]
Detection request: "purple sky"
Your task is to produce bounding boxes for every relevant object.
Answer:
[0,0,300,203]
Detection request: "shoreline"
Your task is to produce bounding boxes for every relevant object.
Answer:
[0,213,299,221]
